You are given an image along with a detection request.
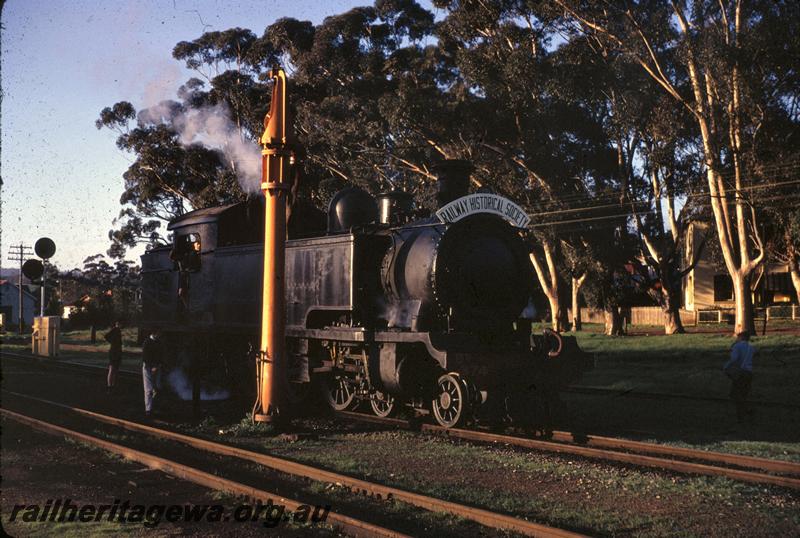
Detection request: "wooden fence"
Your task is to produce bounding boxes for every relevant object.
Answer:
[568,307,697,326]
[630,306,697,326]
[695,305,799,324]
[567,305,799,326]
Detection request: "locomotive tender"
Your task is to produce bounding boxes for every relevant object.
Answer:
[141,160,589,428]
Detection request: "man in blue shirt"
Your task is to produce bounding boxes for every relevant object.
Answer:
[723,331,755,423]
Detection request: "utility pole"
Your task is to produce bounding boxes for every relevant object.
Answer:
[7,243,33,333]
[0,176,3,330]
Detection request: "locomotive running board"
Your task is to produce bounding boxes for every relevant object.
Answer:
[285,327,447,363]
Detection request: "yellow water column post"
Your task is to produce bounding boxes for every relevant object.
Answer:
[254,67,294,423]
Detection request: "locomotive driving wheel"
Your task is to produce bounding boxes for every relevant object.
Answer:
[370,391,395,418]
[432,373,470,428]
[322,374,358,411]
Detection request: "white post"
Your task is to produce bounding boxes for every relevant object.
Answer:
[40,260,46,317]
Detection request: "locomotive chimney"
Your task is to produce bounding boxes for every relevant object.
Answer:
[433,159,473,208]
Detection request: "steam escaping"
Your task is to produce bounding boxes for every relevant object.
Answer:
[166,367,231,401]
[140,101,262,193]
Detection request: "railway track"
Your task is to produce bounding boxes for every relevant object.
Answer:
[565,384,800,410]
[5,350,796,409]
[1,405,405,538]
[335,411,800,490]
[1,350,140,378]
[1,389,586,538]
[5,350,800,489]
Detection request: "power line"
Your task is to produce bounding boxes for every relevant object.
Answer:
[526,176,800,223]
[521,160,800,210]
[529,191,800,229]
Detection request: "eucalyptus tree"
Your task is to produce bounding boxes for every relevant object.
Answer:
[172,2,451,206]
[99,2,468,262]
[581,235,646,336]
[765,205,800,305]
[582,37,709,334]
[433,0,616,331]
[96,91,248,258]
[555,0,800,334]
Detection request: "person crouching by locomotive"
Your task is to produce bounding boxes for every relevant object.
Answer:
[104,321,123,395]
[723,331,756,423]
[142,329,163,418]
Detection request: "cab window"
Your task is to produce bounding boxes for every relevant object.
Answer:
[173,233,202,272]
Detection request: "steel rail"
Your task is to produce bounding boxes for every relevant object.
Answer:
[545,431,800,476]
[1,390,587,538]
[336,411,800,490]
[564,385,800,410]
[0,407,408,538]
[1,351,139,378]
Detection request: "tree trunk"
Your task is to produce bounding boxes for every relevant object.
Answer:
[663,306,684,335]
[571,274,586,332]
[661,281,685,335]
[788,254,800,305]
[667,4,762,338]
[548,294,565,332]
[604,307,624,336]
[732,272,755,335]
[529,240,564,332]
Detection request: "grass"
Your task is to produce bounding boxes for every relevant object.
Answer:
[59,327,140,348]
[563,328,800,404]
[63,436,125,460]
[225,428,799,536]
[2,327,142,370]
[223,415,278,437]
[656,439,800,461]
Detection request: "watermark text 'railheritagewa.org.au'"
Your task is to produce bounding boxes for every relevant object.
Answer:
[8,498,330,528]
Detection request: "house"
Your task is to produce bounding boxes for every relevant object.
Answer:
[62,293,92,320]
[0,279,37,330]
[683,222,797,311]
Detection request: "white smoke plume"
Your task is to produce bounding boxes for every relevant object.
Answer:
[140,101,262,193]
[166,367,231,401]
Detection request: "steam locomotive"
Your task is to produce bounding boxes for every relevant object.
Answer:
[140,160,590,428]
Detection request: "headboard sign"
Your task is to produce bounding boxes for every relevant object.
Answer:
[436,194,530,228]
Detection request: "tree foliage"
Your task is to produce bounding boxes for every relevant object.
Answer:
[97,0,799,334]
[62,255,141,327]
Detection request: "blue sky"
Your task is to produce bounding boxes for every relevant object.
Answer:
[1,0,415,270]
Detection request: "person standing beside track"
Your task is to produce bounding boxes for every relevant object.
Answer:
[104,321,123,395]
[141,329,163,418]
[723,331,756,423]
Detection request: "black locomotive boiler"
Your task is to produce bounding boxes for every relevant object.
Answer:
[140,160,590,428]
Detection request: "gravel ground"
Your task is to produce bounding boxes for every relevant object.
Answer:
[0,418,341,537]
